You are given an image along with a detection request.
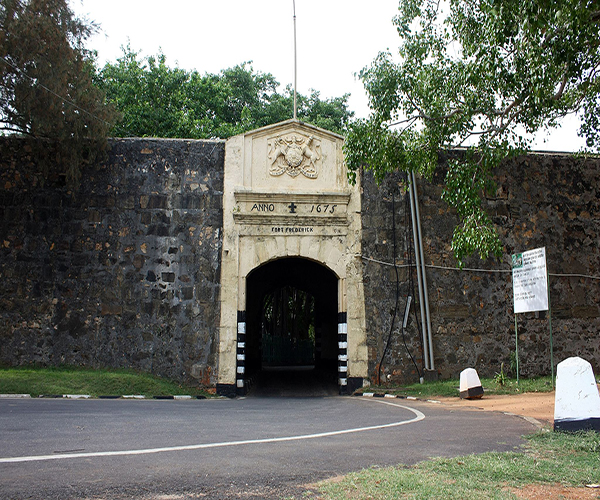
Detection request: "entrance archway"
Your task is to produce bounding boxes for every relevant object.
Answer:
[245,257,339,395]
[218,120,367,397]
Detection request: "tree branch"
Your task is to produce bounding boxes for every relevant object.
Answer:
[553,68,569,101]
[0,125,33,136]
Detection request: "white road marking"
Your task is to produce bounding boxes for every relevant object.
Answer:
[0,402,425,464]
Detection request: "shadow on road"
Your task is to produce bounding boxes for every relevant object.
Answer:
[247,365,339,397]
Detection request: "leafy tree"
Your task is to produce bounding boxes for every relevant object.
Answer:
[96,47,353,138]
[345,0,600,263]
[0,0,117,187]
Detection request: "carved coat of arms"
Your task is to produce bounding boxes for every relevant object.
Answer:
[268,134,321,178]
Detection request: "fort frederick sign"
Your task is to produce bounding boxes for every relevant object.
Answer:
[233,192,349,236]
[218,119,366,395]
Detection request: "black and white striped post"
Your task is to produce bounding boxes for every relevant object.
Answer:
[315,326,322,367]
[338,312,348,394]
[236,310,246,395]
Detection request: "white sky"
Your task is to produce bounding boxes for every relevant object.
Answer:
[71,0,584,151]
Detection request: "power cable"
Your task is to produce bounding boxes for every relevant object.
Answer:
[0,55,114,128]
[401,294,421,380]
[361,256,412,268]
[362,256,600,281]
[376,181,423,385]
[547,272,600,280]
[377,188,400,386]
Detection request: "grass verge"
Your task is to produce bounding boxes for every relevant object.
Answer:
[356,376,556,399]
[316,430,600,499]
[0,365,214,398]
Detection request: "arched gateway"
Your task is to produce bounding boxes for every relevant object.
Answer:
[217,120,367,396]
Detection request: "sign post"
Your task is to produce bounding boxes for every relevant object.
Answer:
[547,272,554,385]
[511,247,551,384]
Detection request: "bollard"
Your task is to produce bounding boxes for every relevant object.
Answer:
[554,357,600,432]
[459,368,484,399]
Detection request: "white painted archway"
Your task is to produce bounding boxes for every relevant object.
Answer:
[217,120,366,396]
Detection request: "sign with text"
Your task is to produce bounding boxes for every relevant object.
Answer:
[511,247,549,314]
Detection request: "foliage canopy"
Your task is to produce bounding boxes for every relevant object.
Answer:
[96,47,354,139]
[345,0,600,263]
[0,0,117,187]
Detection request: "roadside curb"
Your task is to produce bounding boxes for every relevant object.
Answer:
[501,412,545,430]
[1,394,207,400]
[37,395,91,399]
[357,392,442,404]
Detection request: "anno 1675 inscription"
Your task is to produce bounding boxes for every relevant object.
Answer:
[249,202,338,215]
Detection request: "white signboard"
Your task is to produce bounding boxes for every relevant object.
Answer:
[511,247,549,314]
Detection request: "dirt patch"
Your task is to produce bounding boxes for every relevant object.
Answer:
[433,384,600,427]
[507,483,600,499]
[433,391,556,426]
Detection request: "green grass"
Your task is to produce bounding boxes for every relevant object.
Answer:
[356,376,557,399]
[317,430,600,499]
[0,365,214,398]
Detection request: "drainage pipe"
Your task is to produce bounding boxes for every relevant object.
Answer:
[408,174,430,371]
[411,170,435,370]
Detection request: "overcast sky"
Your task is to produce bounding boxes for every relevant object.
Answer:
[71,0,584,151]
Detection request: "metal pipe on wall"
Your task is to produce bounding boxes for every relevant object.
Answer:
[408,174,430,371]
[410,171,435,370]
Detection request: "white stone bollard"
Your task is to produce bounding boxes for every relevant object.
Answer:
[554,357,600,432]
[459,368,484,399]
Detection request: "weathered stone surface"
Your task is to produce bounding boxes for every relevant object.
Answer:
[1,135,598,389]
[0,138,224,387]
[361,152,600,384]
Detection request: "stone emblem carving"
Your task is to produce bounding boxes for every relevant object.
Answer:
[268,133,321,178]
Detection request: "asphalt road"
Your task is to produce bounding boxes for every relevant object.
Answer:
[0,396,537,499]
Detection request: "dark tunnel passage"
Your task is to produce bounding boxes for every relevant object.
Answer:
[245,257,339,396]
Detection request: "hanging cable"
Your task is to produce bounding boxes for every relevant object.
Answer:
[377,181,423,385]
[401,293,421,380]
[361,257,600,281]
[377,188,400,386]
[0,55,114,128]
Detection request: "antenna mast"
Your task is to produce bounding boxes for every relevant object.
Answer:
[293,0,297,120]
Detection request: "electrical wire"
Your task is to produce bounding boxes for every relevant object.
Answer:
[376,182,423,385]
[401,297,421,380]
[361,256,412,268]
[0,55,113,128]
[377,189,400,385]
[363,256,600,281]
[426,264,511,273]
[547,272,600,280]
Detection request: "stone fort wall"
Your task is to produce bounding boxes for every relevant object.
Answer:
[362,152,600,384]
[1,137,598,386]
[0,138,224,386]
